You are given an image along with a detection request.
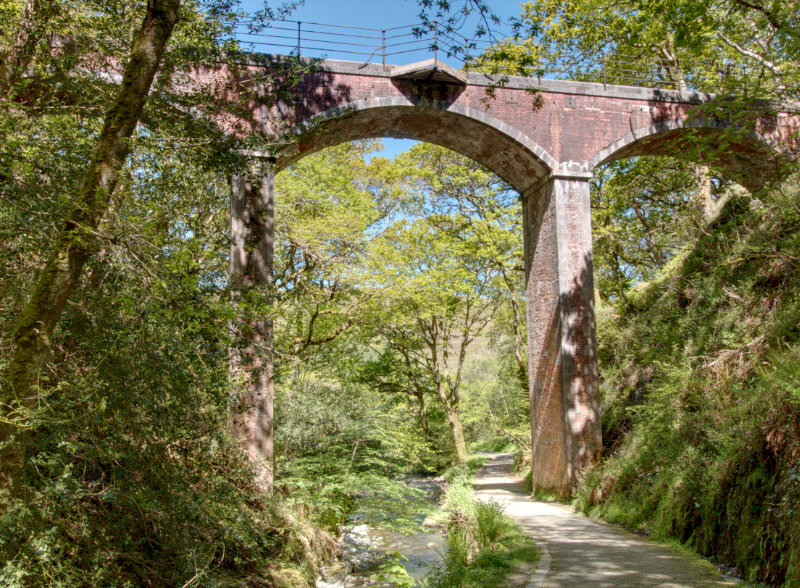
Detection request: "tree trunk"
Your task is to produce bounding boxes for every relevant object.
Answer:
[414,389,430,440]
[0,0,181,498]
[506,286,529,394]
[696,165,715,220]
[661,43,717,221]
[434,367,468,463]
[433,361,467,462]
[423,314,472,464]
[229,169,275,492]
[630,199,665,266]
[445,404,468,463]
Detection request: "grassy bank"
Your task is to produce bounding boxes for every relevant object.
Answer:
[577,188,800,586]
[423,457,539,587]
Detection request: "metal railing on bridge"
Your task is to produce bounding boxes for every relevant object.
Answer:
[223,18,717,91]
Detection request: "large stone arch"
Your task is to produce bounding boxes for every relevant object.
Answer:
[586,118,786,191]
[271,96,558,193]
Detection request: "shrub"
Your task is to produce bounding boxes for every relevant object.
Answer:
[474,499,506,551]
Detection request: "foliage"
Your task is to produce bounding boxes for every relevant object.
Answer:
[272,140,401,361]
[591,157,736,301]
[0,140,337,585]
[473,500,505,550]
[480,11,800,585]
[371,552,418,588]
[274,371,437,535]
[482,0,800,101]
[0,2,337,583]
[362,143,526,463]
[269,137,532,553]
[460,337,530,454]
[441,455,486,486]
[476,0,800,299]
[0,0,545,583]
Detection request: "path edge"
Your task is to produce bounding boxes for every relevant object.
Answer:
[525,533,551,588]
[471,453,552,588]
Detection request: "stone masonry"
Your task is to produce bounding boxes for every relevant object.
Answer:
[213,56,796,493]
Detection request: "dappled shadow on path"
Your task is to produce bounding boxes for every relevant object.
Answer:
[472,453,736,588]
[472,452,529,494]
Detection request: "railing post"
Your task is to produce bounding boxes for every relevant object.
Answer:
[297,21,301,56]
[602,55,607,86]
[433,20,438,62]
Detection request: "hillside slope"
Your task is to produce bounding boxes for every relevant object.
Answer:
[577,185,800,586]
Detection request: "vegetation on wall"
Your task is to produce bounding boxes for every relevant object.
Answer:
[481,2,800,585]
[577,182,800,586]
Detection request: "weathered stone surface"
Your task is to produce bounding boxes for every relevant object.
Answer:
[522,175,601,491]
[229,171,275,491]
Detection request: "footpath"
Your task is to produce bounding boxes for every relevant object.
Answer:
[472,453,737,588]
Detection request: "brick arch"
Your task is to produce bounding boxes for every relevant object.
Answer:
[586,118,783,191]
[272,96,558,194]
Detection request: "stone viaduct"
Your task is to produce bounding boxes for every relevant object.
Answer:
[214,56,796,492]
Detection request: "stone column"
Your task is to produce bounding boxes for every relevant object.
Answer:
[523,170,601,494]
[229,166,275,491]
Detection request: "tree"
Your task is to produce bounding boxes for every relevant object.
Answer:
[0,0,61,99]
[362,337,437,442]
[1,0,183,498]
[0,0,539,580]
[591,157,738,300]
[272,140,399,362]
[394,143,527,391]
[0,63,304,588]
[476,0,800,301]
[484,0,799,96]
[0,0,531,501]
[366,144,515,462]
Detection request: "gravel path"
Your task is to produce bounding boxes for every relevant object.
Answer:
[472,453,737,588]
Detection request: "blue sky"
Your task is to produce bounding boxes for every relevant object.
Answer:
[236,0,525,66]
[237,0,527,158]
[243,1,525,31]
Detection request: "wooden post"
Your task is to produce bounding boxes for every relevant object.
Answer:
[229,164,275,491]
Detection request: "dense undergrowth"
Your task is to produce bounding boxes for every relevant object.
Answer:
[0,263,337,586]
[577,182,800,586]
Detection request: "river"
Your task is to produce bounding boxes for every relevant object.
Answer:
[317,476,445,587]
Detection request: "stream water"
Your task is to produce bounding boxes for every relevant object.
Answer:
[317,476,446,587]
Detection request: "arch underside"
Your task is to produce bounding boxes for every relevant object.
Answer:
[593,124,785,192]
[273,103,553,194]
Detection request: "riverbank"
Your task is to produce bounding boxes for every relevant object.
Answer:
[317,456,543,587]
[423,456,540,588]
